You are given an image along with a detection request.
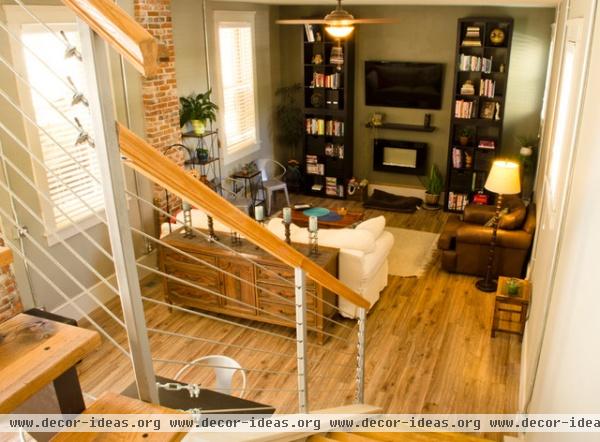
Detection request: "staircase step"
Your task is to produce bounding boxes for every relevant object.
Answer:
[51,392,186,441]
[354,432,493,441]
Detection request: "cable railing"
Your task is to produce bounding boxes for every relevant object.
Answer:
[0,0,369,414]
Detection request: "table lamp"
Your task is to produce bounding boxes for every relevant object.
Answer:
[476,160,521,292]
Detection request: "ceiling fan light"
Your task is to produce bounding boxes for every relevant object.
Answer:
[325,24,354,38]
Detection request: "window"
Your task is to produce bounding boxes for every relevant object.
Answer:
[6,7,103,242]
[214,11,259,164]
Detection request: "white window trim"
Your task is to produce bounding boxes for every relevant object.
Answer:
[213,10,261,165]
[4,5,107,246]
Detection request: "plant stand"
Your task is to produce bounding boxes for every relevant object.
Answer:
[182,128,222,194]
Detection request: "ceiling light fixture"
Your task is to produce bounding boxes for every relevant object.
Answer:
[324,0,355,39]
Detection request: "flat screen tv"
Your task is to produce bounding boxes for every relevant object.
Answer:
[365,61,444,109]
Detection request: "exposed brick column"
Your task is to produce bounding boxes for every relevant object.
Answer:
[0,235,22,324]
[134,0,183,213]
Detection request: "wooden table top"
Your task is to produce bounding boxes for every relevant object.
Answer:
[52,392,186,441]
[0,313,101,413]
[291,209,365,229]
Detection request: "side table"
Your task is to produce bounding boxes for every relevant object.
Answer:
[492,276,531,340]
[231,170,265,216]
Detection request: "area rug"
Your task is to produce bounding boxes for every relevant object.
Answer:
[385,227,440,277]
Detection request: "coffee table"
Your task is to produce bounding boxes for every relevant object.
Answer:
[291,208,365,229]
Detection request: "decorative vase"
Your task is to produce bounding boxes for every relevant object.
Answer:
[507,278,520,296]
[424,192,440,207]
[197,149,209,162]
[191,119,205,135]
[459,136,469,146]
[520,146,533,157]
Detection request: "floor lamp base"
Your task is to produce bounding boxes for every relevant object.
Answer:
[476,278,498,292]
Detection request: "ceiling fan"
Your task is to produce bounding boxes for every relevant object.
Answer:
[276,0,395,39]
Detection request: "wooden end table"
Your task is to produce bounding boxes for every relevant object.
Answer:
[291,209,365,229]
[492,276,531,340]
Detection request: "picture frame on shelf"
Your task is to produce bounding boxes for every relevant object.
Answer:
[480,101,496,119]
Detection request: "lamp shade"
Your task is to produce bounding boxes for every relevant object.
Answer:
[484,160,521,195]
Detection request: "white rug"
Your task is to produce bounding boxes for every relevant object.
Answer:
[385,227,440,277]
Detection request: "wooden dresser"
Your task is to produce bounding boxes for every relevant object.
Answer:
[158,228,339,342]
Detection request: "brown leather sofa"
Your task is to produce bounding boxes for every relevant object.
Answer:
[438,198,536,278]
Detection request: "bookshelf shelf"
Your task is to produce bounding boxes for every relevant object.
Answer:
[445,17,513,212]
[365,122,436,132]
[302,24,354,199]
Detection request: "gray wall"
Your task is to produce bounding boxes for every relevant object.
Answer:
[277,5,555,188]
[172,0,281,176]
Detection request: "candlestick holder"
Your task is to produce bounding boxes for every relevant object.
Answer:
[309,229,319,256]
[230,230,242,246]
[182,204,195,238]
[207,215,219,242]
[282,220,292,245]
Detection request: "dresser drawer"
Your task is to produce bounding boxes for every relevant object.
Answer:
[256,266,315,289]
[258,295,316,326]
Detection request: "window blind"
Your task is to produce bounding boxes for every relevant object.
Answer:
[21,24,103,230]
[217,23,257,150]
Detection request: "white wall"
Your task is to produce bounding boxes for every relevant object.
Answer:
[522,0,600,439]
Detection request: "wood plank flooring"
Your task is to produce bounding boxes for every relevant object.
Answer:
[75,195,521,441]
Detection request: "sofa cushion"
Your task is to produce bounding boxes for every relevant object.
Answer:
[355,215,386,239]
[267,218,376,253]
[498,199,527,230]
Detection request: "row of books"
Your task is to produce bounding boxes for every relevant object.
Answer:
[478,139,496,149]
[304,24,319,43]
[305,118,344,136]
[306,154,324,175]
[325,177,344,197]
[455,100,475,118]
[311,72,341,89]
[325,143,344,159]
[461,26,482,47]
[479,79,496,98]
[458,54,493,73]
[448,192,470,211]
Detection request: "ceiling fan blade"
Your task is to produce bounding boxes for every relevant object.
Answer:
[349,18,398,24]
[276,19,328,25]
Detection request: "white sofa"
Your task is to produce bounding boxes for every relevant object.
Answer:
[161,210,394,318]
[267,216,394,318]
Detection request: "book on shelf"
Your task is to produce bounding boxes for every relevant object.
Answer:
[452,148,463,168]
[461,26,482,47]
[472,192,489,205]
[458,54,493,73]
[305,118,343,136]
[324,143,344,159]
[479,79,496,97]
[455,99,474,118]
[337,184,344,197]
[325,177,337,196]
[311,183,323,192]
[304,24,315,42]
[448,191,469,211]
[311,72,341,89]
[478,139,496,149]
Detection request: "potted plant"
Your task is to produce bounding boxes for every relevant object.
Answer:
[517,134,539,159]
[424,164,443,208]
[179,90,218,135]
[517,134,540,200]
[458,128,474,146]
[274,84,304,192]
[197,148,209,163]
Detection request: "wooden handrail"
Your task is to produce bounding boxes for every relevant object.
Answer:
[117,123,370,309]
[0,246,13,267]
[61,0,159,77]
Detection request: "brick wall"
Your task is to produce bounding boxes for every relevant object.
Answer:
[134,0,184,215]
[0,235,22,324]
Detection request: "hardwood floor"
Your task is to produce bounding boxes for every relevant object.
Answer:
[76,194,521,438]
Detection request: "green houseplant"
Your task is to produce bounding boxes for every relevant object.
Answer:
[275,84,304,192]
[179,90,218,135]
[424,164,443,207]
[458,127,475,146]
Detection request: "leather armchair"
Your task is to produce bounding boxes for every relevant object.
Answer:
[438,200,536,278]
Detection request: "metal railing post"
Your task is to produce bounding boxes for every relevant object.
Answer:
[294,267,308,412]
[355,307,366,404]
[78,21,158,403]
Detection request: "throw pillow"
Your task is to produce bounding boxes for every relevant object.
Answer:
[355,215,386,239]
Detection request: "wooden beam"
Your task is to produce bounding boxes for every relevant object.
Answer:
[117,123,370,309]
[0,246,13,267]
[61,0,159,77]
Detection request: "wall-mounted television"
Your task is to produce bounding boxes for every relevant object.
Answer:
[365,61,444,109]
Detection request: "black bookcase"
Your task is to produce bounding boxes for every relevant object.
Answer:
[444,17,513,212]
[302,26,354,199]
